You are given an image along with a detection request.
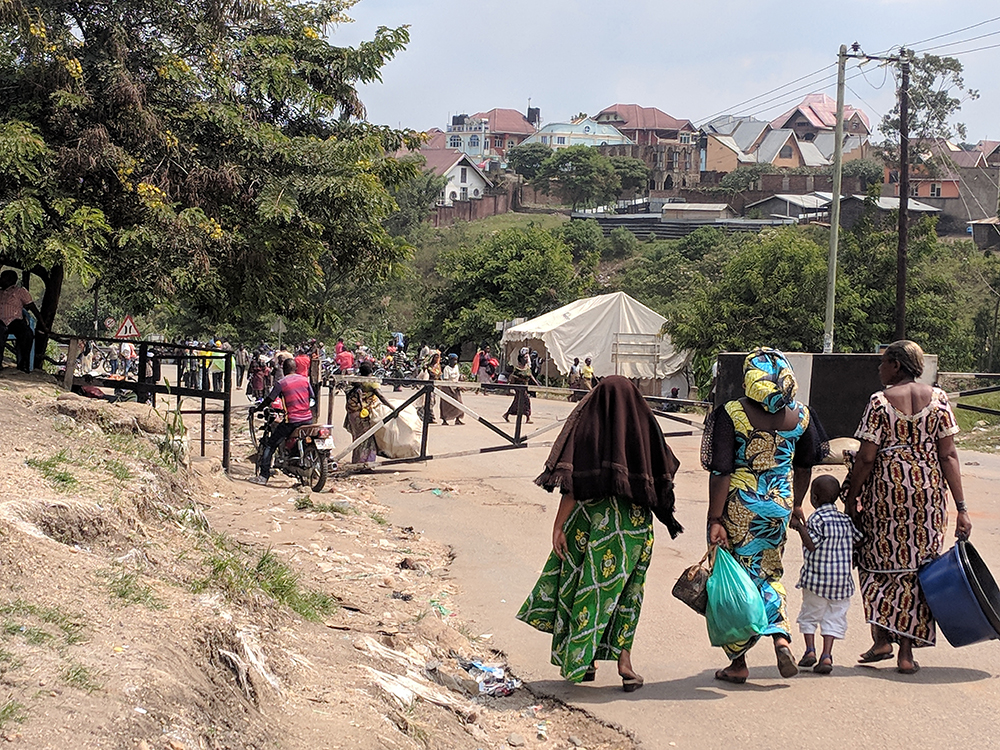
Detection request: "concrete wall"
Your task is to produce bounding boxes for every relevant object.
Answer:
[432,190,512,227]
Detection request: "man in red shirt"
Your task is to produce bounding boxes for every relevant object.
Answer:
[294,346,310,377]
[0,270,44,372]
[335,346,354,374]
[251,358,315,484]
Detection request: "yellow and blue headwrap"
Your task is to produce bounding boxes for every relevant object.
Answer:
[743,347,797,413]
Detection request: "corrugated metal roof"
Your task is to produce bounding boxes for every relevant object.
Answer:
[798,140,831,167]
[419,148,493,186]
[812,132,868,160]
[770,93,871,132]
[711,134,757,163]
[754,130,795,164]
[745,194,832,211]
[471,108,536,135]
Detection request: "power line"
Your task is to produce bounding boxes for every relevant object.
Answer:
[913,28,1000,55]
[903,14,1000,50]
[694,63,836,125]
[737,64,874,121]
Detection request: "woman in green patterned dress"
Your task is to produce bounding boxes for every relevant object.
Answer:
[517,376,683,691]
[702,348,829,683]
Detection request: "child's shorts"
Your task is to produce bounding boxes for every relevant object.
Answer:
[796,589,850,639]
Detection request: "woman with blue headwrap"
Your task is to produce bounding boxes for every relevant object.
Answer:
[701,347,829,683]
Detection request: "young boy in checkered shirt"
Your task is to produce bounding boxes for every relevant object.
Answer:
[790,474,863,674]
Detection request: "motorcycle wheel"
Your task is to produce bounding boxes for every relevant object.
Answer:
[305,445,328,492]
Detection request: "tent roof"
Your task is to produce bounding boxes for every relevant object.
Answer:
[501,292,688,379]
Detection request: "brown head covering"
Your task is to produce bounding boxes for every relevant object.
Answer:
[535,375,683,537]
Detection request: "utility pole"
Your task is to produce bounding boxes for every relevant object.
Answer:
[823,45,848,353]
[825,43,908,351]
[895,50,911,341]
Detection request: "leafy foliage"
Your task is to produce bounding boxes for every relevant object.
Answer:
[506,141,552,180]
[718,163,777,191]
[841,158,885,186]
[383,155,448,238]
[557,219,608,263]
[531,145,620,210]
[609,155,650,196]
[433,225,579,344]
[0,0,421,354]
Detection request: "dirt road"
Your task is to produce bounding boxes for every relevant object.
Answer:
[346,389,1000,750]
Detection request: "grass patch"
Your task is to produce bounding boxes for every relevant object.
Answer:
[953,389,1000,453]
[370,512,388,526]
[100,570,165,610]
[296,496,354,515]
[191,535,336,621]
[102,458,133,482]
[0,647,22,671]
[25,449,78,490]
[0,698,26,730]
[61,661,101,694]
[0,600,85,648]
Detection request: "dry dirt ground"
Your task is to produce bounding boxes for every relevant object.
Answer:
[0,370,634,750]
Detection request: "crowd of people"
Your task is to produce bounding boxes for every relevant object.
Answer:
[519,341,972,691]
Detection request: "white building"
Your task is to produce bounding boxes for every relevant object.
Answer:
[421,149,493,206]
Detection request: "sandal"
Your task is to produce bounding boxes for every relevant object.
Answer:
[858,646,894,664]
[897,661,920,675]
[813,654,834,675]
[713,668,747,685]
[798,648,817,668]
[775,645,798,678]
[582,664,597,682]
[620,673,644,693]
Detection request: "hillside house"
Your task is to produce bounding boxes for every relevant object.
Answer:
[445,108,538,163]
[420,149,492,206]
[521,117,633,149]
[770,93,871,141]
[595,104,700,191]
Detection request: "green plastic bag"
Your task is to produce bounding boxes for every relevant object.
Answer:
[705,547,768,647]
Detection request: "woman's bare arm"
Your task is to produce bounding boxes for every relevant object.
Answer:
[552,494,576,560]
[708,473,730,546]
[843,440,879,515]
[938,434,972,539]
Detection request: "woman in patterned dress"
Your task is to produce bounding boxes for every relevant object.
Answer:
[517,376,683,691]
[843,340,971,674]
[703,348,829,683]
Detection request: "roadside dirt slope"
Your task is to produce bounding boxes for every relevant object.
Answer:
[0,371,635,750]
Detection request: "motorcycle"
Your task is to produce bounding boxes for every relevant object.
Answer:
[248,404,336,491]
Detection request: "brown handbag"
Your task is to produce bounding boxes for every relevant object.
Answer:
[672,547,714,615]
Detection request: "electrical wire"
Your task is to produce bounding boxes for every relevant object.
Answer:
[912,28,1000,55]
[694,63,836,125]
[903,14,1000,51]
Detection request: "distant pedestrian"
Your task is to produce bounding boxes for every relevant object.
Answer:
[503,348,540,423]
[0,269,44,373]
[235,344,249,388]
[440,353,464,425]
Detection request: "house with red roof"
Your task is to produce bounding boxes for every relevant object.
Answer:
[419,149,493,206]
[770,93,871,142]
[444,108,538,163]
[595,104,700,191]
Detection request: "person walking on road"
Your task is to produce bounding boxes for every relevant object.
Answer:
[842,340,971,675]
[517,376,683,691]
[343,362,380,465]
[503,348,540,423]
[702,347,829,683]
[439,353,465,425]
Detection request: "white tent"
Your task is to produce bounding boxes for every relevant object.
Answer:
[500,292,690,387]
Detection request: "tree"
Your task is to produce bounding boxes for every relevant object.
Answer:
[557,219,608,263]
[383,155,448,238]
[505,142,552,180]
[0,0,420,364]
[879,53,977,172]
[532,146,620,210]
[434,226,578,343]
[609,155,650,197]
[840,158,885,186]
[607,227,640,259]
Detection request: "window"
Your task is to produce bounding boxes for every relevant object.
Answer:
[460,187,468,201]
[540,136,548,144]
[473,189,480,198]
[679,133,691,144]
[930,183,942,197]
[779,145,793,159]
[583,126,591,133]
[683,151,691,171]
[460,167,468,183]
[494,137,503,148]
[507,140,514,148]
[449,191,457,201]
[469,135,479,148]
[556,136,566,145]
[449,135,461,149]
[909,184,920,197]
[802,133,815,141]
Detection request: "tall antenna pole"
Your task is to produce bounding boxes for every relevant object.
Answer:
[824,44,848,353]
[895,50,910,341]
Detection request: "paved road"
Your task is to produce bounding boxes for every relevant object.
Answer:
[334,389,1000,748]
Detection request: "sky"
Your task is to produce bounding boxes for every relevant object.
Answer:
[331,0,1000,143]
